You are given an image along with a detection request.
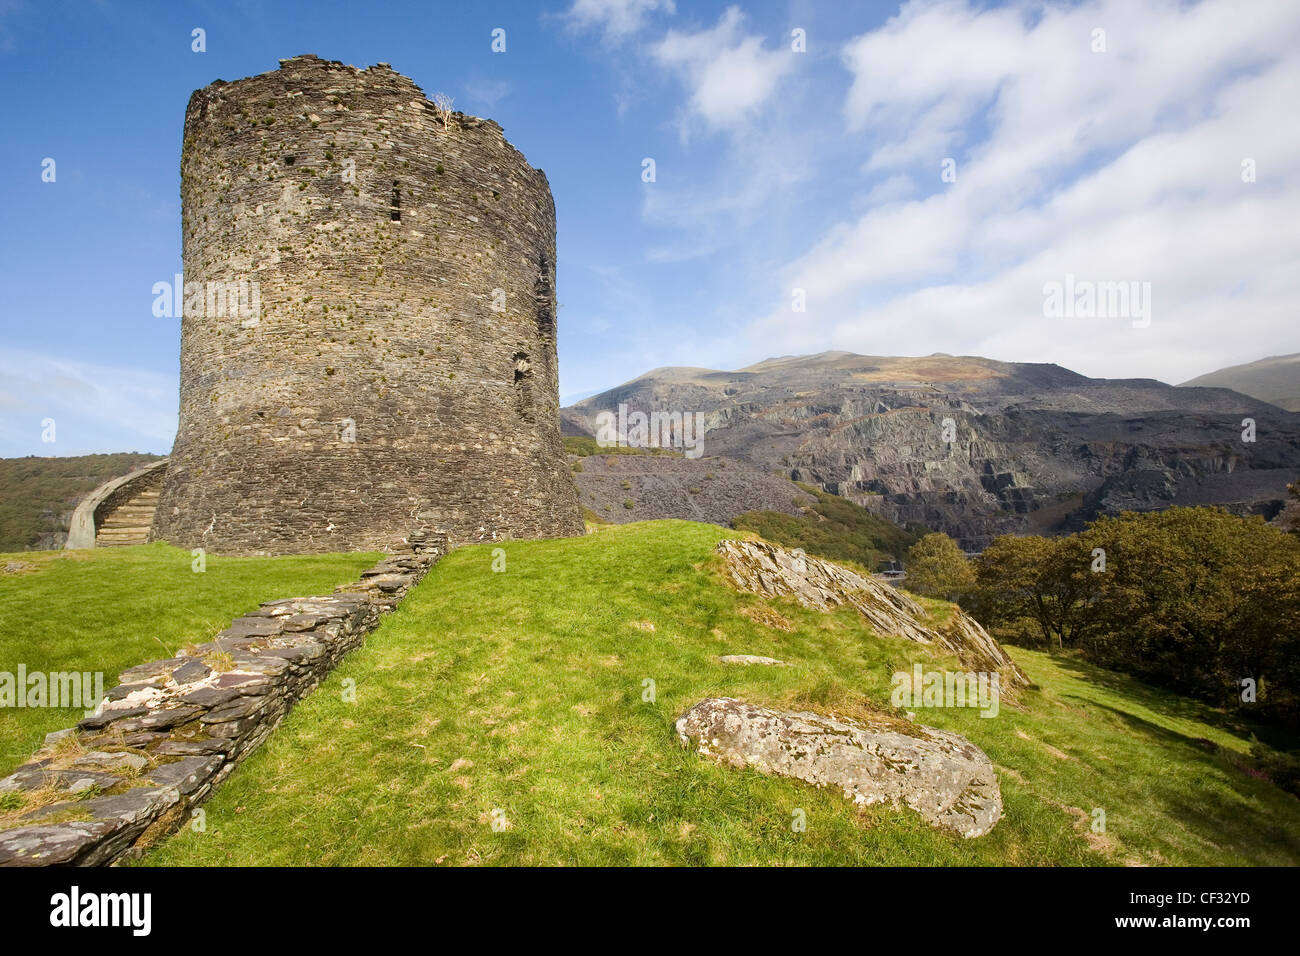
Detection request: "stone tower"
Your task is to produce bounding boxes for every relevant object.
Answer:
[152,55,584,553]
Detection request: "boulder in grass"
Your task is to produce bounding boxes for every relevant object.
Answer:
[676,697,1002,838]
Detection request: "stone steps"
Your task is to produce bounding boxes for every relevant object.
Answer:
[95,489,161,547]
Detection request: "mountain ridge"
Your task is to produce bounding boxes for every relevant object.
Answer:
[563,351,1300,548]
[1179,352,1300,412]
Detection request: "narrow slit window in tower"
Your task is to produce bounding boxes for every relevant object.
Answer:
[390,182,401,222]
[513,351,534,423]
[535,255,554,341]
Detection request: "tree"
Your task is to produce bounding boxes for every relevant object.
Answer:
[969,534,1100,652]
[965,506,1300,728]
[1223,549,1300,726]
[1278,479,1300,535]
[1082,507,1299,700]
[904,532,974,602]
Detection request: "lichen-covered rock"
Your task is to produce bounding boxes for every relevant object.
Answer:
[716,539,1026,684]
[676,697,1003,838]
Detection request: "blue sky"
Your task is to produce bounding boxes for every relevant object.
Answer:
[2,0,1298,456]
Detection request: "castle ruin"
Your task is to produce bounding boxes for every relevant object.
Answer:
[150,55,583,553]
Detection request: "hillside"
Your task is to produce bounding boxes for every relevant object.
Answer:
[570,447,810,527]
[117,521,1300,867]
[562,351,1300,549]
[733,481,919,571]
[0,454,164,552]
[1180,352,1300,412]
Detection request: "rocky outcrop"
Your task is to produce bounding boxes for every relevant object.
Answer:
[716,539,1026,684]
[677,698,1002,838]
[0,531,444,867]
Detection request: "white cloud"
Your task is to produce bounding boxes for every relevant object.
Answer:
[0,0,23,53]
[563,0,675,41]
[0,350,176,456]
[651,6,796,131]
[744,0,1300,384]
[462,77,511,111]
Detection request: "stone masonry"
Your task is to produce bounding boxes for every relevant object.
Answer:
[152,55,583,554]
[0,531,444,866]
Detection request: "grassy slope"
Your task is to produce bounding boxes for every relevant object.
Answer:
[0,544,380,775]
[139,521,1300,866]
[733,482,917,572]
[0,453,163,551]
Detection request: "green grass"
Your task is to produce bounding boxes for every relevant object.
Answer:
[733,482,917,572]
[133,521,1300,866]
[0,543,380,775]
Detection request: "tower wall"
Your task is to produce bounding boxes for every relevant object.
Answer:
[152,55,583,553]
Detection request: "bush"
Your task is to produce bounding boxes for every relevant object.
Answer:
[1251,744,1300,798]
[904,533,974,602]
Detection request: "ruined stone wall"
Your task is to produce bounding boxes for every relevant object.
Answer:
[153,55,583,554]
[0,533,444,866]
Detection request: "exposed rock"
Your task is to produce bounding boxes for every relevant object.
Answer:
[143,756,223,796]
[563,351,1300,547]
[42,729,74,749]
[0,765,121,796]
[717,539,1026,683]
[153,738,232,757]
[0,821,122,866]
[171,659,211,684]
[571,452,809,527]
[677,698,1002,838]
[718,655,790,666]
[69,751,150,774]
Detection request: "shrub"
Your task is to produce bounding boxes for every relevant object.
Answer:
[904,533,975,603]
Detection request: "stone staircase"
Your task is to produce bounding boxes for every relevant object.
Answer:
[94,488,161,546]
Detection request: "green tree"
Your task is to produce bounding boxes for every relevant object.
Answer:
[1224,549,1300,726]
[904,532,975,602]
[969,534,1100,651]
[1082,507,1299,700]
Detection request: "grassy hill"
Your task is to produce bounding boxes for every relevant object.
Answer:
[733,482,918,572]
[0,544,381,775]
[0,453,164,551]
[94,521,1299,866]
[1180,352,1300,411]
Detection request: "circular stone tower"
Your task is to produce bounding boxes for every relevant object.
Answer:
[152,55,583,553]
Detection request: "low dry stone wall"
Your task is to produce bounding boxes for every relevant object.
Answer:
[0,531,444,866]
